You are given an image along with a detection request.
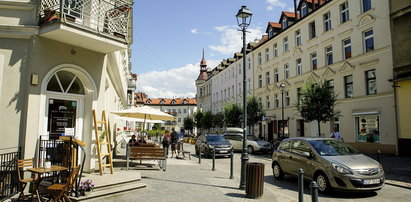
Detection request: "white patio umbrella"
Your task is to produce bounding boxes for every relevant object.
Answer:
[115,116,165,124]
[111,106,174,130]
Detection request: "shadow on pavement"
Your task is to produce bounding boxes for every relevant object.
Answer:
[142,176,239,191]
[264,175,378,199]
[225,193,245,198]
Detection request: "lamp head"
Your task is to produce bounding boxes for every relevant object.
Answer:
[236,5,252,29]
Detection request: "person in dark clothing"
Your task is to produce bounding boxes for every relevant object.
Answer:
[162,130,170,157]
[138,136,147,144]
[170,128,178,158]
[128,135,137,146]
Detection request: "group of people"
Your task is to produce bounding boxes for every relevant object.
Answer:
[161,128,179,158]
[128,134,147,146]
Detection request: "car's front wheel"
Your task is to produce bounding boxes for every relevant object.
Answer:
[247,146,254,154]
[272,162,284,179]
[315,172,331,193]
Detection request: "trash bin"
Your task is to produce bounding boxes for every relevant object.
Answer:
[245,162,265,198]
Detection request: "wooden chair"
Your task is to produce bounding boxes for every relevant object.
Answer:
[47,165,80,202]
[17,158,36,200]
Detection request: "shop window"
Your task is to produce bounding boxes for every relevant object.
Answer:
[356,115,380,142]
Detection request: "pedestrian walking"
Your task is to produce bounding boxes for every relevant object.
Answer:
[330,127,343,141]
[170,128,178,158]
[162,130,170,157]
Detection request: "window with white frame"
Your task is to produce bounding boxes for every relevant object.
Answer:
[296,58,302,75]
[183,109,187,113]
[362,0,372,12]
[265,48,270,62]
[274,68,279,83]
[178,118,181,123]
[258,74,262,88]
[266,71,270,85]
[356,115,380,142]
[309,21,316,39]
[268,27,273,38]
[344,75,353,98]
[295,30,301,46]
[178,109,181,113]
[258,52,262,65]
[340,1,349,23]
[324,12,332,32]
[238,83,241,93]
[364,29,374,53]
[283,37,289,52]
[284,63,289,79]
[232,85,234,96]
[266,95,271,109]
[282,17,288,29]
[275,94,279,108]
[228,87,230,97]
[248,78,251,92]
[285,91,290,106]
[366,69,377,95]
[326,79,334,92]
[200,88,203,96]
[297,87,302,105]
[311,52,317,70]
[248,58,251,69]
[343,38,352,59]
[325,46,333,65]
[274,43,278,57]
[301,3,308,17]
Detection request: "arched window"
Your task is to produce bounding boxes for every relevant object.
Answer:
[47,70,85,94]
[146,100,151,104]
[171,100,176,104]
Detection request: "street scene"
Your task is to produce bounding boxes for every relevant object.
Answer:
[1,0,411,202]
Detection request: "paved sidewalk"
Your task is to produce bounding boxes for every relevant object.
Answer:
[368,154,411,189]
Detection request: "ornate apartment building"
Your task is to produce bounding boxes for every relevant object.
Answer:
[196,0,400,154]
[0,0,135,171]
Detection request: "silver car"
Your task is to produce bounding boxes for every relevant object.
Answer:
[272,138,384,192]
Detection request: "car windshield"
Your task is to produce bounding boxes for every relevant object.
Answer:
[308,139,360,156]
[247,136,260,141]
[206,135,227,142]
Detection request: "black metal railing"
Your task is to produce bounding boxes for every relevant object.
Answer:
[0,147,20,200]
[39,0,132,42]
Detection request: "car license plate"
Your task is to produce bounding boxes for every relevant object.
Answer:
[219,150,228,153]
[362,179,380,185]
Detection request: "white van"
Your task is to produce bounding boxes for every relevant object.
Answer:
[223,128,271,154]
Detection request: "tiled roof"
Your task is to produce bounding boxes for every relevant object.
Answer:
[197,71,208,80]
[282,11,300,19]
[256,35,269,46]
[143,98,197,105]
[269,22,281,28]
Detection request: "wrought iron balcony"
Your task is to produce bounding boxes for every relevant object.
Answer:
[39,0,132,53]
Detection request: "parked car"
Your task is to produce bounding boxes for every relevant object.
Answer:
[195,134,232,158]
[222,128,271,154]
[272,137,384,193]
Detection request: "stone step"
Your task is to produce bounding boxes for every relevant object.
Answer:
[71,181,146,201]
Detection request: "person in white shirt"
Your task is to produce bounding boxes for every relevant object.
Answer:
[330,127,343,141]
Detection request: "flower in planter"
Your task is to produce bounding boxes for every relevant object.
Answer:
[79,179,95,195]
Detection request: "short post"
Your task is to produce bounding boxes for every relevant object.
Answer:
[377,150,381,163]
[212,148,215,171]
[298,168,304,202]
[310,181,319,202]
[230,150,234,179]
[198,150,201,164]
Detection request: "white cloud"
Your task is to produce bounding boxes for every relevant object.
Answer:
[266,0,287,10]
[137,60,220,98]
[190,28,198,34]
[209,26,263,55]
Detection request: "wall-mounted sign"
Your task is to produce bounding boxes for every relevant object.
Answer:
[47,99,77,139]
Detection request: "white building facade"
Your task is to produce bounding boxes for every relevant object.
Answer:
[0,0,134,171]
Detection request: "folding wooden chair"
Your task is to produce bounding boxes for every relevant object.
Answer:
[17,158,36,200]
[47,165,80,202]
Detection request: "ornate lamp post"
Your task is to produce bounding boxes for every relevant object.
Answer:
[236,5,252,190]
[279,83,286,139]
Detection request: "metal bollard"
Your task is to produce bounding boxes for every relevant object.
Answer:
[310,181,319,202]
[198,149,201,164]
[212,148,215,171]
[298,168,304,202]
[377,150,381,163]
[230,150,234,179]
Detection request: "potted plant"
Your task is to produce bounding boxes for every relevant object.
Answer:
[79,179,94,196]
[100,130,107,141]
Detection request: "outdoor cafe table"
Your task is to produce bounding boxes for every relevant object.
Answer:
[28,165,69,201]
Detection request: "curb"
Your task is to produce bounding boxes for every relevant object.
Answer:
[385,180,411,190]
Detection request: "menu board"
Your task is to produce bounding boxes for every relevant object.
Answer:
[47,99,77,139]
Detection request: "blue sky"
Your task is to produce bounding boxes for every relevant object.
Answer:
[132,0,295,98]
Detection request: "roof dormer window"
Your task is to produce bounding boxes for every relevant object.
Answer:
[160,100,165,104]
[268,27,273,38]
[171,100,176,104]
[146,100,151,104]
[301,3,308,17]
[183,100,188,104]
[282,17,288,29]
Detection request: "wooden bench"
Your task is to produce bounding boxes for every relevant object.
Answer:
[177,142,191,160]
[126,146,166,171]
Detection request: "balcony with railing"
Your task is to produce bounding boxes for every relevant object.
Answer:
[39,0,132,53]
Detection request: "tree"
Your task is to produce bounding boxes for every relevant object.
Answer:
[152,123,161,131]
[224,103,242,127]
[183,116,194,134]
[247,96,263,132]
[194,110,204,134]
[213,112,225,132]
[297,81,339,136]
[202,111,213,132]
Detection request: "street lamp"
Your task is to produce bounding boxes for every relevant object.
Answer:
[279,83,286,139]
[236,5,252,190]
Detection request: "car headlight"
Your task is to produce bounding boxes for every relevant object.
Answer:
[331,163,352,174]
[208,145,215,149]
[379,164,384,173]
